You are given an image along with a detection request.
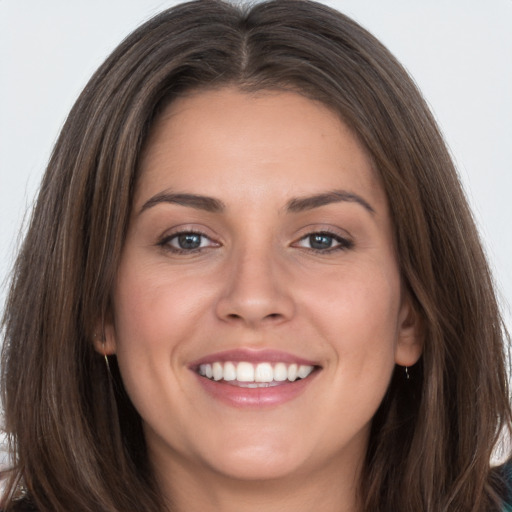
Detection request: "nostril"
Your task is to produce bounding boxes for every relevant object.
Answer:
[216,292,295,325]
[224,312,282,323]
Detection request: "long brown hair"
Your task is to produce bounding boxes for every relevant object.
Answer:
[2,1,510,510]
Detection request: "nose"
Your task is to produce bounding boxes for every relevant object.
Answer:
[215,246,295,328]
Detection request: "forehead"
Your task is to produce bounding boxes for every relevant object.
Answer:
[136,87,386,212]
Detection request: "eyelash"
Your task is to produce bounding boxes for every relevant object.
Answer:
[158,230,217,254]
[294,231,354,253]
[157,230,354,254]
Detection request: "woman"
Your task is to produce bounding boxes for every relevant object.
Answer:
[1,0,511,510]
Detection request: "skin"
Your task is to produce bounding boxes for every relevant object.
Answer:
[98,88,422,512]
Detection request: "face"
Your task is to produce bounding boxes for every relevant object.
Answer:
[100,88,421,489]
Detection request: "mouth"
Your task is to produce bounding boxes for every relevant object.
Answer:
[197,361,317,387]
[191,350,321,407]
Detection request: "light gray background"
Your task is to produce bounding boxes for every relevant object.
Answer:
[1,0,511,337]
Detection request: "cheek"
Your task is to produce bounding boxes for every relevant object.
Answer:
[300,263,402,389]
[302,261,402,341]
[113,259,212,342]
[109,263,213,426]
[109,262,210,390]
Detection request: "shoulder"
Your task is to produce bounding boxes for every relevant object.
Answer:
[1,497,39,512]
[498,463,512,511]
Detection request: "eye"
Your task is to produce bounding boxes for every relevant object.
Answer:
[295,231,353,252]
[160,231,217,253]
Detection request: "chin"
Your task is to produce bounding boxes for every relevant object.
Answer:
[205,448,306,482]
[189,425,310,481]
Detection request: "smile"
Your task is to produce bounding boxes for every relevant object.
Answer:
[191,349,321,407]
[198,361,315,387]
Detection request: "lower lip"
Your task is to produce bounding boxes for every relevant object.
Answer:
[195,371,319,408]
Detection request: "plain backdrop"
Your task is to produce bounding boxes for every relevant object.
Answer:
[1,0,511,339]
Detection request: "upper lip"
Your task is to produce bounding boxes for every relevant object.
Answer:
[189,348,320,369]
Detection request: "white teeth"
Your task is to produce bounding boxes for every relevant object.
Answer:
[237,362,255,382]
[197,361,315,384]
[274,362,288,381]
[223,361,236,381]
[255,362,273,382]
[287,364,298,381]
[298,365,312,379]
[212,362,223,381]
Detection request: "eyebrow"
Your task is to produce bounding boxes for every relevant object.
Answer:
[285,190,375,214]
[139,192,225,214]
[139,189,375,216]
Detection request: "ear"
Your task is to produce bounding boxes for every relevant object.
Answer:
[394,293,423,367]
[92,314,117,356]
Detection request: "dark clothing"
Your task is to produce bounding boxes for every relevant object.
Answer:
[4,464,512,511]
